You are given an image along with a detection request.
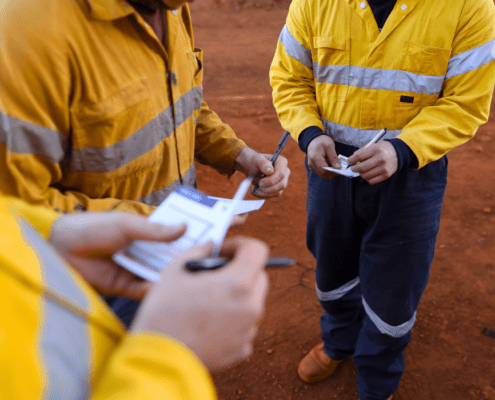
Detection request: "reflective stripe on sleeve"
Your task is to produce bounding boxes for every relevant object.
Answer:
[314,64,445,96]
[138,163,196,206]
[446,38,495,79]
[279,25,313,70]
[20,220,91,400]
[71,86,203,173]
[316,277,360,301]
[0,111,67,163]
[362,296,416,338]
[322,118,401,148]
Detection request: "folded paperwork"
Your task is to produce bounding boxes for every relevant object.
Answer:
[323,155,360,178]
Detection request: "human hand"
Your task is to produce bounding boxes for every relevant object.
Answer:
[234,147,290,198]
[230,213,249,227]
[347,141,399,184]
[131,237,269,371]
[306,135,341,179]
[49,212,186,299]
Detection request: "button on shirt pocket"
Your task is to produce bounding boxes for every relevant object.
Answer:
[313,36,350,101]
[395,41,451,108]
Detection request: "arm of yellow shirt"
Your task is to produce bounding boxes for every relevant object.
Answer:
[270,0,323,142]
[398,0,495,168]
[93,334,217,400]
[0,197,59,239]
[194,101,247,178]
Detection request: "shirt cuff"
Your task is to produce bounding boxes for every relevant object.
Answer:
[386,138,419,170]
[298,126,326,153]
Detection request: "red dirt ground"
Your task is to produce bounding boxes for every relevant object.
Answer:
[190,2,495,399]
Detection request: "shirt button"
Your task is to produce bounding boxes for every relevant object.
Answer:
[172,9,178,15]
[167,71,178,86]
[401,4,407,10]
[360,2,366,8]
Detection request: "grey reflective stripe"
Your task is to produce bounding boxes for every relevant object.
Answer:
[71,86,203,173]
[362,297,416,338]
[446,38,495,79]
[279,25,313,69]
[314,64,444,96]
[175,85,203,127]
[19,221,90,400]
[138,163,196,206]
[0,111,67,163]
[322,118,401,148]
[316,277,360,301]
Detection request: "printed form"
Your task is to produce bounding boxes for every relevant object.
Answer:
[113,179,264,281]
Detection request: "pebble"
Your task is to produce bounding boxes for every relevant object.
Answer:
[266,349,274,355]
[483,207,492,213]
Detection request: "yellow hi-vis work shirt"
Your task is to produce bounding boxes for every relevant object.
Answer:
[0,196,217,400]
[270,0,495,168]
[0,0,246,214]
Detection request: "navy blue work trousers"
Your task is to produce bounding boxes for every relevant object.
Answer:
[104,297,140,328]
[306,142,447,400]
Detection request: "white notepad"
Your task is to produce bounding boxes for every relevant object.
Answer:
[323,155,360,178]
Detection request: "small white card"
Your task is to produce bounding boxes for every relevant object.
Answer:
[113,179,253,282]
[323,155,360,178]
[207,197,265,214]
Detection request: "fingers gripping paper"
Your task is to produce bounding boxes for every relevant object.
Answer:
[113,179,263,281]
[323,155,360,178]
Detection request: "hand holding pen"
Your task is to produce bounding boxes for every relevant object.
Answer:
[346,127,400,185]
[252,131,291,195]
[345,128,387,169]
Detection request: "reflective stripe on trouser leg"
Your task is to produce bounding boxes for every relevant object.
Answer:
[316,277,359,301]
[317,279,366,360]
[362,297,416,338]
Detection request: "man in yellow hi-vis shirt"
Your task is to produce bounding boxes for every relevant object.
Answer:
[270,0,495,399]
[0,196,268,400]
[0,0,289,213]
[0,0,290,325]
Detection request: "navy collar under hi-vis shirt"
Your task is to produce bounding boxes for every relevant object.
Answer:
[368,0,398,29]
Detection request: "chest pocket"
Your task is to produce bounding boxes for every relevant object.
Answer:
[70,79,160,177]
[186,47,204,85]
[313,36,350,101]
[395,41,452,109]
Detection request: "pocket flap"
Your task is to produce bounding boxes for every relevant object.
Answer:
[73,79,151,124]
[313,36,349,50]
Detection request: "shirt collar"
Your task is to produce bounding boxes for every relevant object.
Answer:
[83,0,136,20]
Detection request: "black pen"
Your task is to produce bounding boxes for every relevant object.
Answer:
[185,256,295,272]
[252,131,291,194]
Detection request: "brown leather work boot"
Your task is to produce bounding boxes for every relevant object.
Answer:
[297,342,342,383]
